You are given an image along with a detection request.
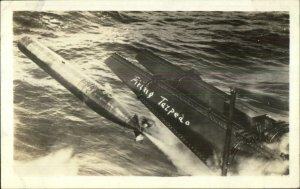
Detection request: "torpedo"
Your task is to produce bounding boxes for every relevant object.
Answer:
[17,36,153,141]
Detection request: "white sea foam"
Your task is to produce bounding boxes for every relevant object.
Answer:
[14,147,78,176]
[145,116,288,176]
[145,120,215,176]
[233,157,289,176]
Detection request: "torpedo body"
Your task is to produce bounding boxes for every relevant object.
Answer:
[17,37,145,136]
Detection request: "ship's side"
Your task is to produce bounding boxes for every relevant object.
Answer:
[136,50,289,144]
[105,53,285,171]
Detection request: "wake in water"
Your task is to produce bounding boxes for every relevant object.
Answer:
[144,120,214,176]
[233,156,289,176]
[234,133,289,176]
[145,118,289,176]
[14,147,78,176]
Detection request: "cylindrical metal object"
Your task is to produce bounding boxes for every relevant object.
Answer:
[17,36,139,131]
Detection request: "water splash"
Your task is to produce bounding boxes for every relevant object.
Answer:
[265,133,289,154]
[233,133,289,176]
[76,152,131,176]
[145,117,289,176]
[233,157,289,176]
[145,122,215,176]
[229,132,289,175]
[14,147,78,176]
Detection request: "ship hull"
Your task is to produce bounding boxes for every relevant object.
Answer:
[105,53,282,170]
[136,50,289,143]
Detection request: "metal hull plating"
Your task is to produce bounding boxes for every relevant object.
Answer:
[105,54,283,170]
[136,50,289,144]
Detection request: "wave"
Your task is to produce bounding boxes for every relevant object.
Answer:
[13,11,289,176]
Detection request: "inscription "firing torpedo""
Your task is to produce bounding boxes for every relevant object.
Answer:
[131,76,190,126]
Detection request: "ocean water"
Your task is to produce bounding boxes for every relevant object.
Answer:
[13,11,289,176]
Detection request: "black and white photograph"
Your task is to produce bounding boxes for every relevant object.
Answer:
[1,1,299,188]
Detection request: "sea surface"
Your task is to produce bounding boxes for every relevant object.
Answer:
[13,11,289,176]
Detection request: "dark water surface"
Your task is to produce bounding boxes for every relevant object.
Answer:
[13,11,289,176]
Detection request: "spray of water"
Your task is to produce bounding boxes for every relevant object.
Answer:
[14,147,78,176]
[144,120,215,176]
[145,116,288,176]
[233,157,288,176]
[234,133,289,176]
